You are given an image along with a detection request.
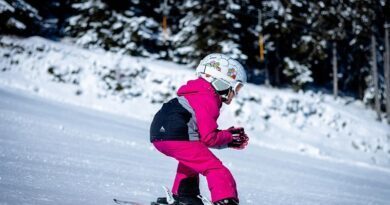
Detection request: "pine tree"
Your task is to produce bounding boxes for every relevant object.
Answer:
[345,0,386,111]
[64,0,163,57]
[385,22,390,123]
[332,42,338,99]
[255,0,317,88]
[169,0,246,65]
[0,0,43,35]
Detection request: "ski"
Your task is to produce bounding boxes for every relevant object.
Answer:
[113,198,144,205]
[113,186,213,205]
[198,195,213,205]
[113,198,169,205]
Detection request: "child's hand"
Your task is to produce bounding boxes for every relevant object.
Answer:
[227,127,249,150]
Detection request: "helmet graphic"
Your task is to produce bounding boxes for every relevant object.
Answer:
[196,53,247,99]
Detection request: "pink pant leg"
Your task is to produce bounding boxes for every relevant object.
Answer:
[172,163,199,196]
[153,141,238,202]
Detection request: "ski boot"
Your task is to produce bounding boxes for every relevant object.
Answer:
[151,197,170,205]
[152,194,205,205]
[152,196,239,205]
[213,198,239,205]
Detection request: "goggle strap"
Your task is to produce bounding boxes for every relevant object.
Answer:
[203,66,235,85]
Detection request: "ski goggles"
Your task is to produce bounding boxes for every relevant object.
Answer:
[212,78,243,96]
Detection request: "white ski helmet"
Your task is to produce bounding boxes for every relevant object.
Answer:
[196,53,247,97]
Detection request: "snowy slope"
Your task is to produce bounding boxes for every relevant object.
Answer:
[0,35,389,169]
[1,87,390,205]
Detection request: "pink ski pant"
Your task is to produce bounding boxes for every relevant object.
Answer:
[153,141,238,202]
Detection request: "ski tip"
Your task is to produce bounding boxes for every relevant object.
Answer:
[113,198,144,205]
[113,198,121,204]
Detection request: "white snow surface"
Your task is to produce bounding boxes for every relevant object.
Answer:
[0,35,390,204]
[1,81,390,205]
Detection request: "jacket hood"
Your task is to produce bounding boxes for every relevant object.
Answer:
[177,77,222,105]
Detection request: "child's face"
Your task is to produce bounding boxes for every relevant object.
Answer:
[224,84,243,105]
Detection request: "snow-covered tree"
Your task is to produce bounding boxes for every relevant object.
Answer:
[0,0,43,35]
[283,57,313,90]
[169,0,247,65]
[345,0,387,112]
[385,22,390,123]
[64,0,163,57]
[253,0,320,87]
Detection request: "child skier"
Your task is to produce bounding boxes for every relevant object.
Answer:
[150,53,249,205]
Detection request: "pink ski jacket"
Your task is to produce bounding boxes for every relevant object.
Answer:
[177,77,233,147]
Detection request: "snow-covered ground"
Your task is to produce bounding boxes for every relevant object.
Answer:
[1,87,390,205]
[1,35,390,204]
[0,35,389,169]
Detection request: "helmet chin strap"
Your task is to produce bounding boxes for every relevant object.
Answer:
[220,93,229,102]
[217,87,232,102]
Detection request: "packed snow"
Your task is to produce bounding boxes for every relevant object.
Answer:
[1,77,390,205]
[0,35,390,204]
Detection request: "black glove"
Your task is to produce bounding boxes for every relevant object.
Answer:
[227,127,249,150]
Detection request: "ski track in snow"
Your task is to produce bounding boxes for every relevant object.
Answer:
[0,87,390,205]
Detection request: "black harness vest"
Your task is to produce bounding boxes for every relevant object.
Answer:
[150,97,199,142]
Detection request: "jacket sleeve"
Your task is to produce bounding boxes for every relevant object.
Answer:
[190,96,233,147]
